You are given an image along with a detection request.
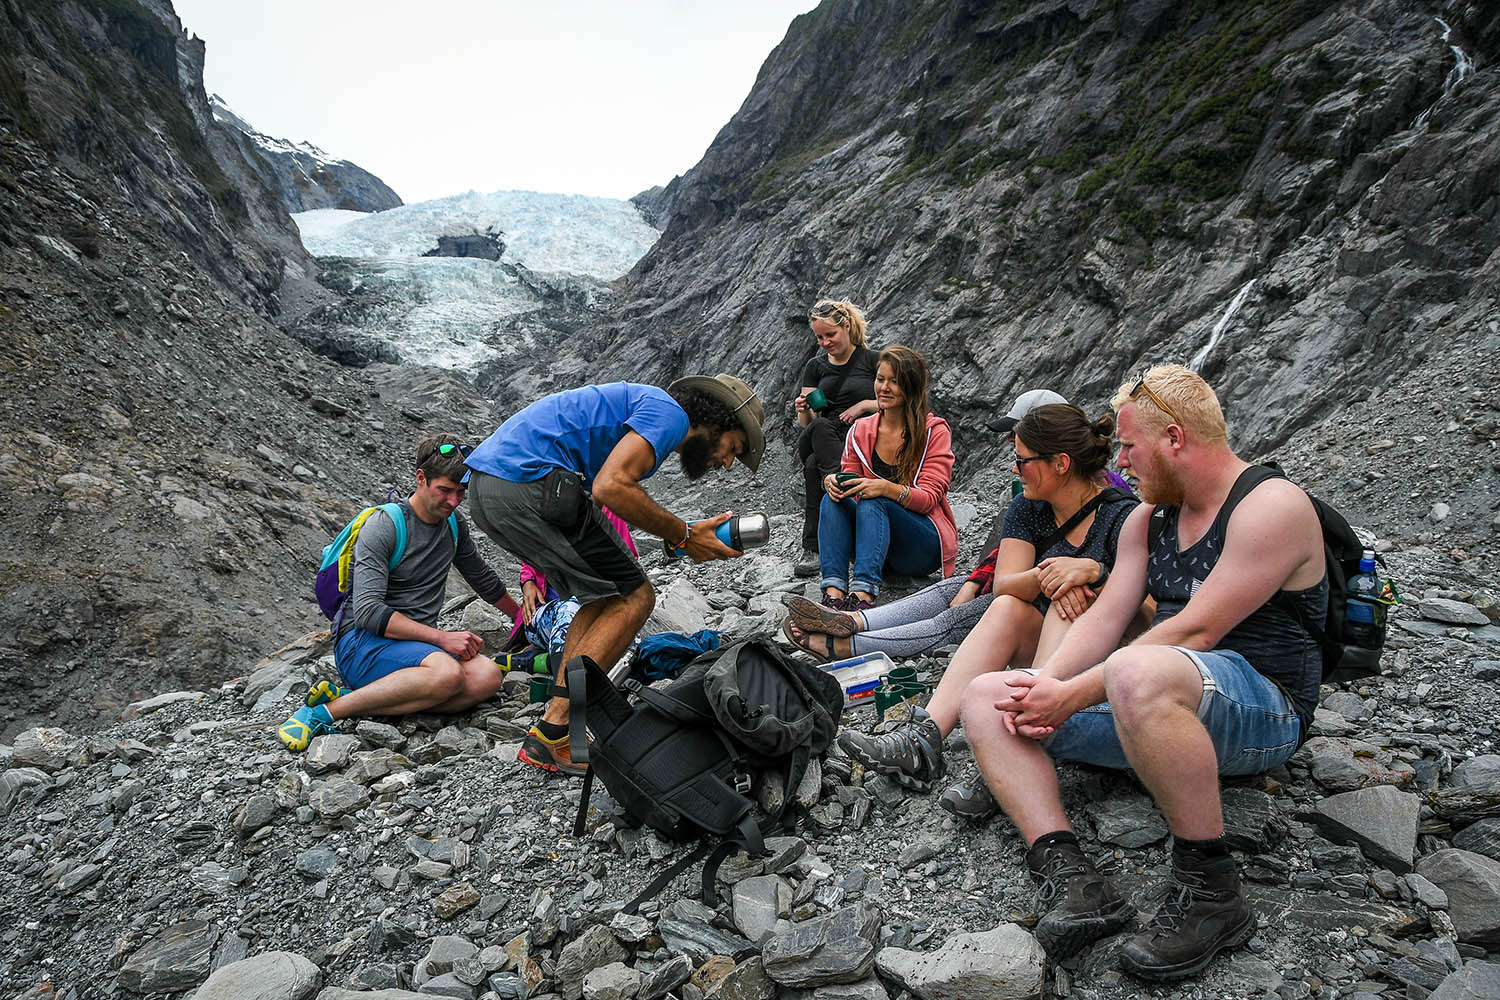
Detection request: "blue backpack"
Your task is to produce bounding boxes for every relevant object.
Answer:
[314,503,457,619]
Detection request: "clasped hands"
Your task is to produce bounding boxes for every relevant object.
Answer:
[996,672,1078,740]
[1036,555,1101,621]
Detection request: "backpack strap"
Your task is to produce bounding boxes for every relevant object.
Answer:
[1146,467,1281,556]
[1033,487,1133,558]
[446,512,459,546]
[377,502,409,570]
[619,813,767,915]
[564,656,593,767]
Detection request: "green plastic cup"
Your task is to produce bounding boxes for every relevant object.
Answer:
[806,388,829,413]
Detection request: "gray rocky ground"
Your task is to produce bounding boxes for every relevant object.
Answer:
[2,448,1498,999]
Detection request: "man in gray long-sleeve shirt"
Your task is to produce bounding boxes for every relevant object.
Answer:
[279,434,522,751]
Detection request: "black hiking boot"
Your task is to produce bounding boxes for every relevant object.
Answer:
[1118,852,1256,981]
[837,715,945,792]
[1027,837,1136,960]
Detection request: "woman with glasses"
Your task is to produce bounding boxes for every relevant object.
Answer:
[797,345,956,615]
[792,298,880,577]
[834,403,1139,811]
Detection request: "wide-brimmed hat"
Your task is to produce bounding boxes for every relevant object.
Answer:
[987,388,1069,435]
[668,373,766,472]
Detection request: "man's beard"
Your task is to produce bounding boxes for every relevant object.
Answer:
[1138,453,1186,506]
[679,433,712,480]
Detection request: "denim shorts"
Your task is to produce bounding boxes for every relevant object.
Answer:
[1041,647,1303,776]
[336,628,444,689]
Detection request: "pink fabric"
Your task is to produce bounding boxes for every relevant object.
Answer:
[511,505,639,639]
[841,413,958,577]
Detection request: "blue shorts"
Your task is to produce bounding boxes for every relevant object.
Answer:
[335,628,444,689]
[1042,647,1303,776]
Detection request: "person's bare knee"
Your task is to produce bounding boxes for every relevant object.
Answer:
[623,581,655,626]
[460,656,505,700]
[1103,649,1200,728]
[420,651,466,700]
[960,670,1027,731]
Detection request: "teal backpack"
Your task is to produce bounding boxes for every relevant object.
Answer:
[315,503,457,619]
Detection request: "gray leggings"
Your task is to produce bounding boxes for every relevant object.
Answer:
[851,576,994,659]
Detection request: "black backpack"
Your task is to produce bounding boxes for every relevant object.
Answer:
[560,638,844,911]
[1147,464,1387,685]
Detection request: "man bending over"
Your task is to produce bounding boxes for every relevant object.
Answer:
[465,376,765,775]
[961,364,1327,980]
[279,434,522,750]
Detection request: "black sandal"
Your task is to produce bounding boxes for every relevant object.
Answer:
[781,618,836,662]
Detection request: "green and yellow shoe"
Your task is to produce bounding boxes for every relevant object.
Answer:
[304,680,351,707]
[278,704,337,752]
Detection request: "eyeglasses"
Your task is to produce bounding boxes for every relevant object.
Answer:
[1129,375,1186,428]
[809,303,849,326]
[1013,453,1052,471]
[421,442,473,464]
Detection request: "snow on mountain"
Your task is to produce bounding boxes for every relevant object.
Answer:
[211,95,402,213]
[294,189,659,279]
[290,191,661,371]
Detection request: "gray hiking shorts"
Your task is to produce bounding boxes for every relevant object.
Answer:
[467,471,648,605]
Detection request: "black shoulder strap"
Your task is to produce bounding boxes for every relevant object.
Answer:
[1147,466,1283,554]
[1033,487,1125,558]
[619,814,766,915]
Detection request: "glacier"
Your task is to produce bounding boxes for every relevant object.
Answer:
[292,190,660,371]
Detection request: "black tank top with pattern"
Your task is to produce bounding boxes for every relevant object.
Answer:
[1146,481,1328,736]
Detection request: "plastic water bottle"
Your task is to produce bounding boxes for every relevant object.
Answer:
[1345,549,1384,644]
[822,651,895,708]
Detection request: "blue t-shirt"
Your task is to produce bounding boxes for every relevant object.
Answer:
[466,383,690,486]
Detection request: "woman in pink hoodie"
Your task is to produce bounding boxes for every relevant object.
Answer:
[809,345,956,611]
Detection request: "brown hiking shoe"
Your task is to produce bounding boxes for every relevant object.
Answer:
[517,725,587,776]
[1027,838,1136,959]
[1118,853,1256,980]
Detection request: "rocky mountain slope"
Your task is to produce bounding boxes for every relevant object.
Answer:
[594,0,1499,554]
[211,95,404,215]
[0,0,507,740]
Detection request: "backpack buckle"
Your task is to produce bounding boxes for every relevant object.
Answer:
[733,772,752,795]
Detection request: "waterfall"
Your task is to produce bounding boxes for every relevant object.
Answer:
[1414,17,1476,129]
[1190,279,1256,371]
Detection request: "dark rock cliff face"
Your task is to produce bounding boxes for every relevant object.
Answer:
[210,95,404,215]
[596,0,1499,542]
[0,0,500,738]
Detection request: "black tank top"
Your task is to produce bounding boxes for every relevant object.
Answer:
[1146,478,1328,736]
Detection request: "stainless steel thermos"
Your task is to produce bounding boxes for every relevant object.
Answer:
[666,512,770,557]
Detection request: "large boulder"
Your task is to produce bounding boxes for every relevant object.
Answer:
[875,923,1045,1000]
[196,952,321,1000]
[1415,850,1500,946]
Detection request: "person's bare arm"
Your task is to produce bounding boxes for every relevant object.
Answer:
[592,431,738,561]
[1129,479,1323,650]
[1035,505,1152,683]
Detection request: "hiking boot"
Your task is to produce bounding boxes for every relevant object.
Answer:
[940,768,998,820]
[518,725,588,776]
[1027,837,1136,959]
[837,716,945,791]
[278,705,338,752]
[794,549,821,578]
[1118,853,1255,981]
[304,680,350,707]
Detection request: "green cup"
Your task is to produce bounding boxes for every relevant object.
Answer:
[874,678,928,719]
[886,666,918,686]
[529,676,551,703]
[806,388,829,413]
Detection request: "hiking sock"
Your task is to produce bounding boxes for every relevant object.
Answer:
[535,719,568,741]
[1032,830,1080,852]
[1172,834,1231,866]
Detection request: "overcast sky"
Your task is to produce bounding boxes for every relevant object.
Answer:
[173,1,820,205]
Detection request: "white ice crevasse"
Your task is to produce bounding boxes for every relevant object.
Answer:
[292,190,661,371]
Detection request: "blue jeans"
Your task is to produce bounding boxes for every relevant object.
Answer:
[818,495,940,597]
[1040,647,1303,776]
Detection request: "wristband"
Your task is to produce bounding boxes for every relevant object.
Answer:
[1092,565,1110,588]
